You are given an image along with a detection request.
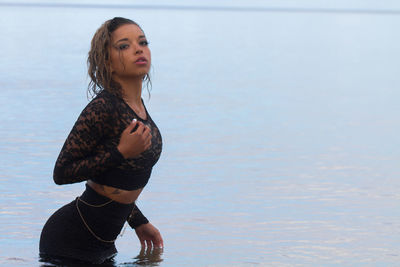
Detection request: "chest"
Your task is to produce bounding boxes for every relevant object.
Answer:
[108,105,162,160]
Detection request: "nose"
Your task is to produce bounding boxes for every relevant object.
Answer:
[134,44,143,55]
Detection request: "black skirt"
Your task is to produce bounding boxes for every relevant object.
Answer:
[39,184,135,264]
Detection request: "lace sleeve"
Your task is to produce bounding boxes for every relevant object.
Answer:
[53,96,125,185]
[127,204,149,229]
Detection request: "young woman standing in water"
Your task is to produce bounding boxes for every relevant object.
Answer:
[39,17,163,264]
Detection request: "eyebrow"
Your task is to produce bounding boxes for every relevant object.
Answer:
[115,35,146,44]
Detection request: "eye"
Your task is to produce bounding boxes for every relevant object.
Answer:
[139,40,149,46]
[118,44,129,50]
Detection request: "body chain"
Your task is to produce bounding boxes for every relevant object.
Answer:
[75,197,116,243]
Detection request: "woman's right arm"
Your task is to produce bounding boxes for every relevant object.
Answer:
[53,96,152,185]
[53,97,125,185]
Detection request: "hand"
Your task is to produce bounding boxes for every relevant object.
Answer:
[117,120,152,159]
[134,246,164,265]
[135,223,164,249]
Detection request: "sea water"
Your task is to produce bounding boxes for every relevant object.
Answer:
[0,1,399,266]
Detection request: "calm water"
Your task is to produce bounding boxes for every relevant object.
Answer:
[0,1,399,266]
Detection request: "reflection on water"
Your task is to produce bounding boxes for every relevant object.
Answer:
[0,1,399,266]
[130,248,163,266]
[39,255,117,267]
[38,247,163,267]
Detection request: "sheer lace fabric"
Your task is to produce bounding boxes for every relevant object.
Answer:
[53,90,162,188]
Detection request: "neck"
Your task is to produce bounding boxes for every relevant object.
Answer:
[117,77,143,106]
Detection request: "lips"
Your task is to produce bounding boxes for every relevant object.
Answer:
[135,57,147,63]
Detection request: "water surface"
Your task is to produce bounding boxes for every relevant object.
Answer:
[0,1,399,266]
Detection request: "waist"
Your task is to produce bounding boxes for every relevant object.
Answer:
[80,183,135,211]
[91,168,152,191]
[87,180,143,204]
[78,184,135,241]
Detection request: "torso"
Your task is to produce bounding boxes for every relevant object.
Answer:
[87,180,143,204]
[87,92,162,201]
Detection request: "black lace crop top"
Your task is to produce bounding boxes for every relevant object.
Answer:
[53,90,162,190]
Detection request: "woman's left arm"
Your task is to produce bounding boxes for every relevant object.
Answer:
[127,204,163,248]
[135,223,163,249]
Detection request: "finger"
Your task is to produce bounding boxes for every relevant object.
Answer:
[144,137,152,150]
[134,121,144,133]
[127,120,139,133]
[139,246,146,256]
[145,133,152,144]
[125,120,136,131]
[143,124,151,135]
[141,124,151,136]
[145,239,152,249]
[140,126,151,141]
[141,126,151,139]
[133,122,144,134]
[139,237,146,248]
[142,124,151,135]
[159,235,164,248]
[153,235,163,248]
[156,231,163,248]
[145,128,152,138]
[144,246,151,256]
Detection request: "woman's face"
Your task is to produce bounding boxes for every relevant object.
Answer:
[109,24,151,81]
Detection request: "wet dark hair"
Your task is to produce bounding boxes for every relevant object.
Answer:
[87,17,151,98]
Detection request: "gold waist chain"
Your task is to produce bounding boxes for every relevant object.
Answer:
[75,197,116,243]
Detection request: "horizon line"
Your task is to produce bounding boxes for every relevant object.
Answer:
[1,2,400,15]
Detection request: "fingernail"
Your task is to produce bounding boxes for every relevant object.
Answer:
[132,118,137,123]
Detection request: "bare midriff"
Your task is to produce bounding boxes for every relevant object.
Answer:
[87,180,143,204]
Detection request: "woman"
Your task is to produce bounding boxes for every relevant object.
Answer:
[39,17,163,264]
